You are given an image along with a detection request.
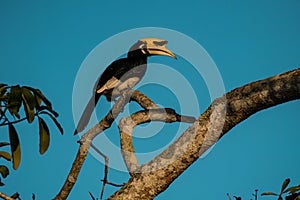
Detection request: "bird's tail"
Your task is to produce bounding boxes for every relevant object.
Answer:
[74,94,101,135]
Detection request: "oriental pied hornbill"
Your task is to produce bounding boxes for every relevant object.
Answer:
[74,38,176,135]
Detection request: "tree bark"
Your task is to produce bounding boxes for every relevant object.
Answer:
[54,91,134,200]
[108,68,300,199]
[119,108,196,175]
[55,68,299,199]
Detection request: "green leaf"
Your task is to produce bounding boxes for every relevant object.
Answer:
[261,192,278,196]
[0,180,4,186]
[0,165,9,178]
[8,124,21,170]
[34,93,43,108]
[40,111,64,135]
[285,186,300,194]
[0,142,10,147]
[0,84,8,96]
[21,87,36,123]
[23,87,52,110]
[38,117,50,155]
[7,85,22,119]
[281,178,291,193]
[0,151,12,161]
[39,106,59,117]
[0,92,6,101]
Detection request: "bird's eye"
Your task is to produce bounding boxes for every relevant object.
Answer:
[153,40,167,46]
[138,41,147,49]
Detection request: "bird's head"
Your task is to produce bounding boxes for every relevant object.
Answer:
[128,38,176,59]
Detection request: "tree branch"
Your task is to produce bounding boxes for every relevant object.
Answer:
[129,90,159,109]
[54,91,134,200]
[119,108,196,174]
[108,68,300,199]
[54,90,165,199]
[0,192,15,200]
[90,143,109,200]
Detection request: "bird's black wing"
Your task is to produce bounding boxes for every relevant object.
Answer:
[73,93,101,135]
[74,56,146,135]
[95,57,147,93]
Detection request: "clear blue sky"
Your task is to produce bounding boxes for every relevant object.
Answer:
[1,1,299,199]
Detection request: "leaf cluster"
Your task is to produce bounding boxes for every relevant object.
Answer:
[227,178,300,200]
[262,178,300,200]
[0,84,63,185]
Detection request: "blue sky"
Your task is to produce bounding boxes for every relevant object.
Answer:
[0,1,299,199]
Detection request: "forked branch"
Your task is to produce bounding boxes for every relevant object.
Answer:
[54,90,133,200]
[108,68,300,199]
[54,90,185,199]
[119,108,196,174]
[55,68,300,200]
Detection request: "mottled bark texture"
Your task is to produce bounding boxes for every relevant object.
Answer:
[54,90,191,199]
[54,91,134,200]
[55,68,299,200]
[119,108,196,175]
[108,68,300,199]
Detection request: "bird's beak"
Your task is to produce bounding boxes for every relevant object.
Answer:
[145,39,176,59]
[148,46,177,59]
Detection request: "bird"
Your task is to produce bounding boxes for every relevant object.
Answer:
[74,38,176,135]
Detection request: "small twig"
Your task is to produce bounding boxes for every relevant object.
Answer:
[91,135,128,199]
[100,180,125,187]
[54,90,134,200]
[90,143,109,200]
[0,116,28,126]
[88,192,96,200]
[0,112,40,126]
[253,189,258,200]
[0,107,8,122]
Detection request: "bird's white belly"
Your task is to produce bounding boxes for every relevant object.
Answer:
[96,76,140,101]
[114,77,140,93]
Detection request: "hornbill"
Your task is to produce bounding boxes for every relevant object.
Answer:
[74,38,176,135]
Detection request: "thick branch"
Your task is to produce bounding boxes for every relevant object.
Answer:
[119,108,196,174]
[130,90,159,109]
[54,91,134,200]
[109,68,300,199]
[54,90,160,199]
